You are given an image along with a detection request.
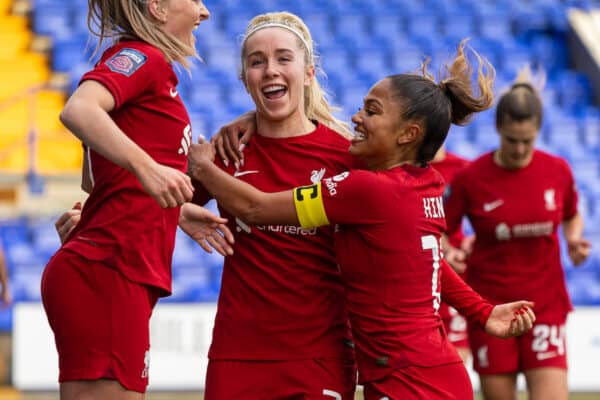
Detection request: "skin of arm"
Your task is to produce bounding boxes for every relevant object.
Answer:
[188,142,298,226]
[562,212,591,266]
[60,80,156,174]
[0,242,10,304]
[60,81,193,207]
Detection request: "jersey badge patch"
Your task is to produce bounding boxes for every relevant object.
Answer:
[105,48,147,77]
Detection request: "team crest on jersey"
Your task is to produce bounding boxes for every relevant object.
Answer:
[105,48,147,77]
[544,188,556,211]
[311,168,326,183]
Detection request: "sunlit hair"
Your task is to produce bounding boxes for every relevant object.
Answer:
[87,0,199,70]
[240,11,351,137]
[496,65,545,129]
[388,39,495,163]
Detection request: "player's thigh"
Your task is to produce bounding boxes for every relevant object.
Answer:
[205,358,356,399]
[363,362,472,400]
[60,379,145,400]
[479,374,518,400]
[524,367,568,400]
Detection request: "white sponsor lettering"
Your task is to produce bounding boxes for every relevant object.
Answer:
[323,178,338,196]
[332,171,350,182]
[256,224,318,236]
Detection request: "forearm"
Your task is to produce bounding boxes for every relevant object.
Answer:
[440,260,493,327]
[190,158,297,225]
[562,212,583,243]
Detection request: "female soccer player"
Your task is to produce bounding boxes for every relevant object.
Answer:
[431,146,472,362]
[41,1,218,399]
[444,68,591,400]
[185,40,536,399]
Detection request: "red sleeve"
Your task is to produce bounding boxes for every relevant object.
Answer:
[81,45,159,108]
[440,259,493,327]
[560,159,578,220]
[321,170,389,225]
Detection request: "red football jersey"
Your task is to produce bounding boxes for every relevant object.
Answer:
[295,165,464,382]
[444,150,577,318]
[431,151,470,247]
[193,123,362,360]
[63,41,191,294]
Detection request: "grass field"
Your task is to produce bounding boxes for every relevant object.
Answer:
[4,389,600,400]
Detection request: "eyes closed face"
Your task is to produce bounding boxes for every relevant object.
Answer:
[160,0,210,48]
[243,27,314,127]
[350,79,408,170]
[496,118,539,169]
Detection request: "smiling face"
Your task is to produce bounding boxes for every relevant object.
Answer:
[159,0,209,47]
[242,27,315,133]
[350,78,422,170]
[496,117,539,169]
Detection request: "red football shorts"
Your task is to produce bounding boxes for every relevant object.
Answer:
[41,249,160,393]
[205,357,357,399]
[439,303,469,349]
[469,315,568,375]
[362,362,472,400]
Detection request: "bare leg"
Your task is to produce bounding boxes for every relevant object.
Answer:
[479,373,518,400]
[524,367,568,400]
[60,379,145,400]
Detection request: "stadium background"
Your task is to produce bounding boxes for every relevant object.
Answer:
[0,0,600,398]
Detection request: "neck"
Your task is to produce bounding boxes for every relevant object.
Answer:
[256,112,316,138]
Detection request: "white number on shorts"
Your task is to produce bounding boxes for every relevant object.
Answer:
[532,323,566,355]
[421,234,442,313]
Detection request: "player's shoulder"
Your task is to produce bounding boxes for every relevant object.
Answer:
[317,123,351,145]
[444,151,470,167]
[455,152,493,179]
[102,40,167,73]
[532,149,573,175]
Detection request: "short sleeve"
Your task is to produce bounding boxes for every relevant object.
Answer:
[81,46,159,109]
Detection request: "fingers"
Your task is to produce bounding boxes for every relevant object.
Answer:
[160,173,194,208]
[222,130,242,170]
[212,132,229,168]
[205,230,234,256]
[510,305,535,336]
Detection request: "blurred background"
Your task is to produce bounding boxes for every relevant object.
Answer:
[0,0,600,398]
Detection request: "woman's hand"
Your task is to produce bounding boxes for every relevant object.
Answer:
[179,203,234,256]
[55,202,83,244]
[567,238,591,266]
[211,111,256,169]
[134,161,194,208]
[188,138,217,180]
[444,245,468,274]
[484,301,535,338]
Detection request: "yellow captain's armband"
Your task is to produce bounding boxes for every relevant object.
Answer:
[293,183,330,228]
